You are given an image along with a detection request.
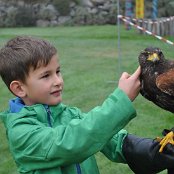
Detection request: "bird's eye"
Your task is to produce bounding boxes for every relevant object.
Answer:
[158,51,162,56]
[144,52,149,56]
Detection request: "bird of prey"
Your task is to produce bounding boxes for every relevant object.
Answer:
[138,47,174,152]
[139,47,174,113]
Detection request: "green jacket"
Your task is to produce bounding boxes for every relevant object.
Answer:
[0,88,136,174]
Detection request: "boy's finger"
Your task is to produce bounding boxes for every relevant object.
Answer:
[121,72,131,79]
[131,66,141,79]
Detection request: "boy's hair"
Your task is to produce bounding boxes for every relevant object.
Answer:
[0,36,57,89]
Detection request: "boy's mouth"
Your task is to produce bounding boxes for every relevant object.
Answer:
[50,90,62,97]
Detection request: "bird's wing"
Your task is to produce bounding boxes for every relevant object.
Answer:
[156,69,174,96]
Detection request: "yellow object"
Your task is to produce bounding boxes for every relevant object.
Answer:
[159,131,174,152]
[136,0,144,18]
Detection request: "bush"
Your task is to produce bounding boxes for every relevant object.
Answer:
[72,6,88,25]
[3,6,17,27]
[52,0,70,15]
[52,0,81,16]
[37,4,58,21]
[15,5,37,27]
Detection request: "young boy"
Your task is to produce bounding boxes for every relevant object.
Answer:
[0,36,174,174]
[0,35,140,174]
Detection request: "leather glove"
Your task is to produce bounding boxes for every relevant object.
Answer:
[122,134,174,174]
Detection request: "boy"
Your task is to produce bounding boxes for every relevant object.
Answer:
[0,35,140,174]
[0,36,174,174]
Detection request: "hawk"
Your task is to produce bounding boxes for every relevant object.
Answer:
[138,47,174,152]
[139,47,174,113]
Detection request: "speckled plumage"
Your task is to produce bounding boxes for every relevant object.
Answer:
[138,47,174,113]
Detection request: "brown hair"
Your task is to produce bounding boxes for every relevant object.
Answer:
[0,36,57,89]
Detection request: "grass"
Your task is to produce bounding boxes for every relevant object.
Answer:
[0,25,173,173]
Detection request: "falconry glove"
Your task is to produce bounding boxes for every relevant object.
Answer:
[122,134,174,174]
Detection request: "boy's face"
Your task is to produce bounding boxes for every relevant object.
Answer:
[22,55,64,106]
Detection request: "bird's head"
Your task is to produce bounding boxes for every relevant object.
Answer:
[138,47,165,66]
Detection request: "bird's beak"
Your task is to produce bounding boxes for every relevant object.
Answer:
[147,53,160,62]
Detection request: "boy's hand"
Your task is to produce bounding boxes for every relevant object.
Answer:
[118,66,141,101]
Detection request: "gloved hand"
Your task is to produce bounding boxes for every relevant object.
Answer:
[122,134,174,174]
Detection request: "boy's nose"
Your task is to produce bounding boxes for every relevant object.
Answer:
[53,75,63,86]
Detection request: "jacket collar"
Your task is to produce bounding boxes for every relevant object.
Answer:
[9,97,25,113]
[9,98,65,115]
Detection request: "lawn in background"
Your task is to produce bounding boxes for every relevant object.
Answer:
[0,25,173,174]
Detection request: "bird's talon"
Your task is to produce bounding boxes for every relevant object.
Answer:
[158,131,174,152]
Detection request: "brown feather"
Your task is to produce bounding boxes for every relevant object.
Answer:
[138,47,174,113]
[156,69,174,96]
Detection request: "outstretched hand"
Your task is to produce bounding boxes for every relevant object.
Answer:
[118,66,141,101]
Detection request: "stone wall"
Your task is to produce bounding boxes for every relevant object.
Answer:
[37,0,174,27]
[0,0,173,27]
[36,0,118,27]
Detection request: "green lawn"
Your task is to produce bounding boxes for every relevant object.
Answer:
[0,25,173,174]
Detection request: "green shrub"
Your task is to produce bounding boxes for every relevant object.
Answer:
[15,6,37,27]
[73,0,80,5]
[52,0,70,15]
[37,4,57,20]
[3,6,17,27]
[52,0,80,16]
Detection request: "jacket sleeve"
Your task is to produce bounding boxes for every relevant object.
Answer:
[101,129,128,163]
[8,88,136,171]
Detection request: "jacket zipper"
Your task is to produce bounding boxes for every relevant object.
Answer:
[44,105,52,127]
[44,105,82,174]
[76,164,82,174]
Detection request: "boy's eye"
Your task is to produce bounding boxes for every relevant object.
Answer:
[41,74,49,78]
[56,70,61,75]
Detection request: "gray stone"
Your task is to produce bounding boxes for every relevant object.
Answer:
[81,0,93,7]
[58,16,71,25]
[36,19,50,27]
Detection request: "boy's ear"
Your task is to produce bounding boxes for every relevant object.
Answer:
[9,81,26,97]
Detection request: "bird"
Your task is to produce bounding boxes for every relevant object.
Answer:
[138,47,174,152]
[138,47,174,113]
